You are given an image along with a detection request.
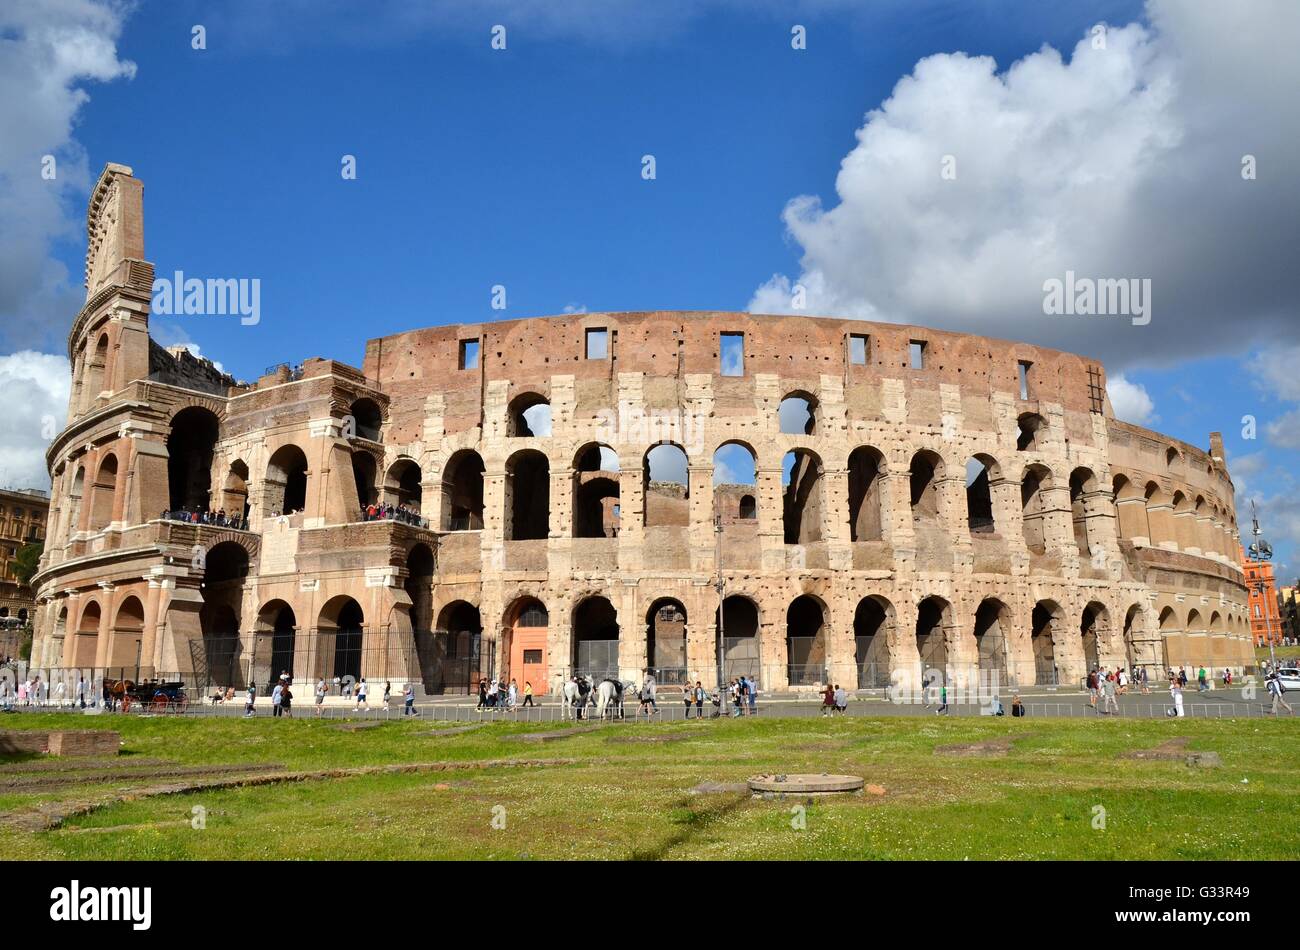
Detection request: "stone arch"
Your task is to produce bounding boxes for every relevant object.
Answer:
[718,593,761,683]
[348,397,383,441]
[384,457,423,512]
[1021,463,1053,554]
[645,597,687,679]
[573,442,620,538]
[255,599,298,686]
[779,391,818,435]
[909,450,944,526]
[1031,599,1063,685]
[67,465,85,538]
[1171,490,1197,551]
[108,595,145,669]
[220,459,250,522]
[88,452,119,530]
[1144,481,1174,547]
[1113,473,1148,541]
[854,595,894,688]
[1158,606,1182,670]
[431,600,483,694]
[783,448,823,543]
[786,594,828,686]
[404,542,435,634]
[572,595,619,680]
[72,600,101,667]
[167,405,220,512]
[318,595,365,683]
[352,449,379,509]
[265,443,308,516]
[966,453,1000,535]
[915,595,953,677]
[508,391,551,437]
[441,449,485,531]
[1069,467,1097,557]
[503,595,549,693]
[1080,601,1109,672]
[505,448,550,540]
[973,598,1011,681]
[644,442,689,527]
[1016,412,1046,451]
[848,445,886,541]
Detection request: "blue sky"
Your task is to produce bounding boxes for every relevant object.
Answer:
[2,0,1297,576]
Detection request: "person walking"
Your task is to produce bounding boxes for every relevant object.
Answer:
[383,681,392,706]
[643,670,658,716]
[1197,666,1208,692]
[76,675,87,709]
[1087,669,1099,707]
[1267,673,1294,716]
[746,675,757,716]
[1140,666,1150,694]
[271,680,283,718]
[936,682,949,715]
[244,681,256,717]
[280,682,293,718]
[315,678,326,717]
[477,679,489,709]
[1169,676,1185,718]
[507,679,519,711]
[682,683,694,718]
[693,680,705,719]
[355,678,368,709]
[1101,673,1120,715]
[821,682,835,716]
[522,681,535,707]
[403,682,415,715]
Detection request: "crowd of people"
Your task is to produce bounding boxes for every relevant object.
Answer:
[476,676,538,711]
[360,502,427,527]
[0,674,91,710]
[161,508,250,530]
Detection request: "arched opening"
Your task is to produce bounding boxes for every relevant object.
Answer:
[1159,606,1182,670]
[646,598,687,681]
[201,542,248,625]
[1021,464,1052,554]
[573,596,619,681]
[505,449,549,540]
[848,446,885,541]
[973,598,1010,681]
[265,444,308,516]
[1113,474,1148,541]
[167,406,220,512]
[349,398,383,441]
[1031,601,1061,685]
[67,466,86,538]
[644,443,689,527]
[779,392,817,435]
[786,595,827,686]
[966,455,998,535]
[1165,445,1180,468]
[404,543,435,634]
[508,392,551,437]
[915,596,950,675]
[430,600,484,694]
[83,332,109,406]
[713,442,757,523]
[1171,490,1196,551]
[1016,412,1045,451]
[1122,604,1147,670]
[109,596,145,669]
[1144,481,1172,546]
[854,596,892,688]
[717,594,760,684]
[441,450,485,531]
[352,451,378,509]
[319,596,364,683]
[255,600,297,687]
[88,453,118,531]
[385,458,422,512]
[1080,602,1108,672]
[220,460,250,523]
[504,597,548,693]
[73,601,101,667]
[1069,468,1096,557]
[782,448,823,543]
[573,443,620,538]
[909,450,943,526]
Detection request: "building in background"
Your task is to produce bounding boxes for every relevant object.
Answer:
[1243,546,1281,647]
[1278,584,1298,645]
[0,487,49,657]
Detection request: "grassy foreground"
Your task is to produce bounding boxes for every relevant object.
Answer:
[3,712,1298,860]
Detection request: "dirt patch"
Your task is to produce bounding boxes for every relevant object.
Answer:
[0,757,170,775]
[1,757,577,833]
[1121,737,1221,767]
[503,725,606,743]
[331,721,386,732]
[0,762,286,792]
[606,734,691,745]
[690,781,750,795]
[416,724,489,738]
[935,733,1037,757]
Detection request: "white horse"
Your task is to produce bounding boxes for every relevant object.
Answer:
[560,679,582,720]
[594,679,629,720]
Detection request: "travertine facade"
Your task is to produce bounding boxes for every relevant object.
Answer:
[30,164,1253,694]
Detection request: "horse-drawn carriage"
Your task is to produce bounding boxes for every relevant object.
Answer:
[107,678,189,713]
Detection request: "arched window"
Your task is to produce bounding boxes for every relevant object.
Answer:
[848,446,885,541]
[441,450,485,531]
[778,392,817,435]
[1017,412,1045,451]
[1021,464,1052,554]
[909,450,943,526]
[167,406,220,512]
[506,449,549,540]
[782,449,822,543]
[508,393,551,437]
[349,398,383,441]
[786,595,827,685]
[965,455,997,535]
[265,444,309,515]
[573,443,619,538]
[644,443,689,527]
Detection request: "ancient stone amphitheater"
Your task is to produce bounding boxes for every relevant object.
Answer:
[31,164,1252,696]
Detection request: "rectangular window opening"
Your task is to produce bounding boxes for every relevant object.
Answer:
[585,327,609,360]
[1018,360,1032,400]
[849,334,869,366]
[458,339,479,370]
[909,340,927,370]
[720,332,745,376]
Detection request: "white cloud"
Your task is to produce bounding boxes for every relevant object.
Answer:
[1265,408,1300,450]
[749,0,1300,370]
[1106,374,1155,425]
[0,351,71,491]
[0,0,136,351]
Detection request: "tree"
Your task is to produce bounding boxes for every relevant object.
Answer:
[12,543,42,589]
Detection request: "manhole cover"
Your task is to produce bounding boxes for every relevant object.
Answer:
[748,773,865,797]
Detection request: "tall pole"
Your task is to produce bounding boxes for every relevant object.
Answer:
[1250,500,1278,670]
[714,514,725,705]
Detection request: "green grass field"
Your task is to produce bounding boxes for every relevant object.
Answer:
[3,713,1297,860]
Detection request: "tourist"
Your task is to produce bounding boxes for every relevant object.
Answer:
[507,678,518,710]
[731,679,744,717]
[356,677,368,708]
[682,683,694,717]
[1116,667,1127,694]
[637,681,654,719]
[333,675,342,696]
[245,682,256,717]
[1267,673,1293,716]
[76,675,87,709]
[315,678,326,717]
[53,680,66,707]
[821,682,835,716]
[383,681,392,705]
[1169,676,1185,718]
[747,676,757,715]
[936,682,949,715]
[1011,694,1026,718]
[0,679,11,712]
[693,680,705,719]
[643,670,657,715]
[1101,673,1119,715]
[1087,669,1099,707]
[833,684,847,714]
[1140,666,1150,694]
[476,679,489,709]
[522,681,535,707]
[271,680,283,717]
[403,682,415,715]
[486,679,499,708]
[1178,667,1188,688]
[280,682,293,717]
[1197,666,1208,692]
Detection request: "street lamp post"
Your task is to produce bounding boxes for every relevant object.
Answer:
[1248,500,1278,671]
[714,514,725,708]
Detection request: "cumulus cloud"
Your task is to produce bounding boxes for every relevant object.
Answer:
[749,0,1300,371]
[1106,374,1155,425]
[0,0,136,352]
[0,351,71,491]
[1265,408,1300,450]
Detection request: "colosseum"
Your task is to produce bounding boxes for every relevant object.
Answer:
[30,163,1254,698]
